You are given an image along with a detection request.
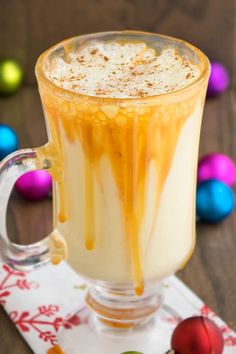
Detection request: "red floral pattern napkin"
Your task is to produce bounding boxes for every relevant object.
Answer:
[0,261,235,353]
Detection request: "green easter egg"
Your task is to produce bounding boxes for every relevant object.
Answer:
[0,59,23,95]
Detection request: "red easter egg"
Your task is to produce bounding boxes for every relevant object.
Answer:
[171,316,224,354]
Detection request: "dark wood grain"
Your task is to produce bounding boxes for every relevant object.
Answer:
[178,90,236,331]
[0,0,236,353]
[0,0,235,84]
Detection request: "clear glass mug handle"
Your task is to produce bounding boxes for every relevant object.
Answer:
[0,145,59,271]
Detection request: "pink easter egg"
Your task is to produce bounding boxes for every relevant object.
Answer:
[207,61,230,97]
[198,153,236,187]
[15,170,52,200]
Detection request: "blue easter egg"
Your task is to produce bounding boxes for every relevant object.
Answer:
[197,180,235,223]
[0,124,19,160]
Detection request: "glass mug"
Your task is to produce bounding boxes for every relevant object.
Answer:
[0,31,210,330]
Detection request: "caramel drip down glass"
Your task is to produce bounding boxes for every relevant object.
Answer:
[0,31,210,335]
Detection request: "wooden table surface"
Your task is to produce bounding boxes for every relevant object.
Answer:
[0,86,236,352]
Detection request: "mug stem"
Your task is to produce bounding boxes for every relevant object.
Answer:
[85,281,164,330]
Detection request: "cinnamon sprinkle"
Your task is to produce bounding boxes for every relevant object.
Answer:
[47,42,200,98]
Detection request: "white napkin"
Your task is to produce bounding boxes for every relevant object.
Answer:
[0,261,235,353]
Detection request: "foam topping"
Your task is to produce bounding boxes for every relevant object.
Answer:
[46,40,200,98]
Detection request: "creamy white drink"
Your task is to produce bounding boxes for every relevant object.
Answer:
[39,38,204,295]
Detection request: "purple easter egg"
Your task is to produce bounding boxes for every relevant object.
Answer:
[207,61,229,97]
[198,153,236,187]
[15,170,52,200]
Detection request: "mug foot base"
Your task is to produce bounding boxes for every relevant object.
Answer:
[57,304,182,354]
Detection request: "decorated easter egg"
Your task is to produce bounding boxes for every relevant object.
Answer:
[198,153,236,187]
[0,124,19,160]
[197,179,235,223]
[15,170,52,200]
[207,61,229,97]
[0,59,23,95]
[171,316,224,354]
